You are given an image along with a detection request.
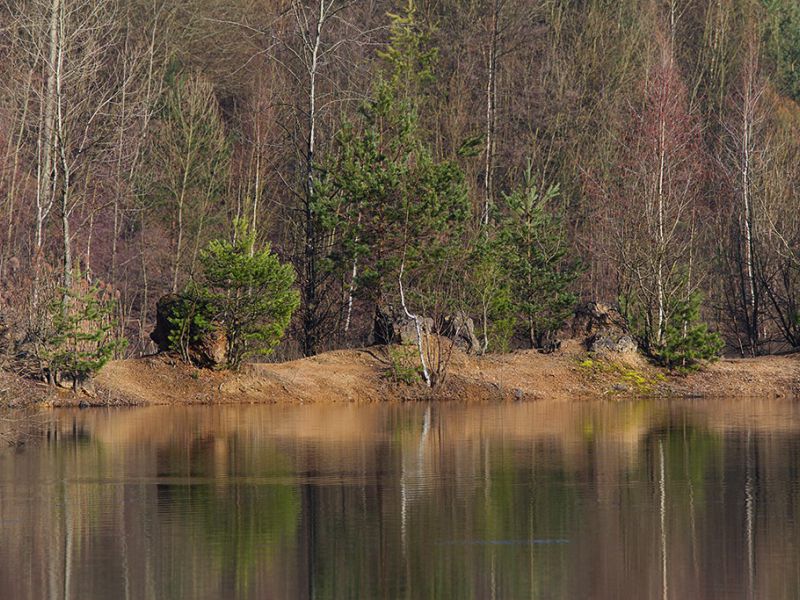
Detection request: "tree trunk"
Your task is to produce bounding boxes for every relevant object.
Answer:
[299,0,326,357]
[482,0,500,226]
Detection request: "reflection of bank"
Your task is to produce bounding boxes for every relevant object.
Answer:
[745,431,754,600]
[2,400,799,599]
[659,440,667,600]
[4,423,302,600]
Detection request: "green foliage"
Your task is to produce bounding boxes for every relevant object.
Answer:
[497,165,580,349]
[166,291,215,364]
[764,0,800,101]
[384,346,421,385]
[174,221,299,369]
[466,233,514,353]
[659,293,725,371]
[377,0,438,103]
[199,221,299,369]
[328,0,469,305]
[45,276,127,386]
[624,291,723,371]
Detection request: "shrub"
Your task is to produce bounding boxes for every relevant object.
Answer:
[498,165,580,349]
[174,221,300,370]
[45,275,127,389]
[624,290,723,371]
[385,346,421,385]
[659,293,724,371]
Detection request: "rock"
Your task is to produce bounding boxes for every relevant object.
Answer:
[150,294,181,352]
[590,334,638,355]
[440,311,481,354]
[192,327,227,367]
[570,301,627,338]
[371,300,433,346]
[569,301,638,355]
[150,294,227,368]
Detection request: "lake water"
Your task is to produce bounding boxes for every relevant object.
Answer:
[1,400,799,599]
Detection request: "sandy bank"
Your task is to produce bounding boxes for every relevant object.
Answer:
[65,343,800,407]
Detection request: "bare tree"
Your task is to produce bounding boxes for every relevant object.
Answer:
[600,11,705,354]
[719,29,769,356]
[144,73,230,293]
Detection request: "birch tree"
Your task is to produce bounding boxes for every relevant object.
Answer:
[719,31,769,356]
[279,0,361,356]
[604,17,706,357]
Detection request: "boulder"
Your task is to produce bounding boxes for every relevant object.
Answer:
[371,300,433,346]
[440,312,481,354]
[590,334,638,355]
[150,294,181,352]
[569,301,638,355]
[150,294,227,368]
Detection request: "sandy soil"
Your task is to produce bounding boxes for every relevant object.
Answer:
[73,342,800,407]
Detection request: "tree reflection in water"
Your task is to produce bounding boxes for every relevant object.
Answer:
[0,400,799,599]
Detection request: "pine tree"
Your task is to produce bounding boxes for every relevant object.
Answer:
[45,275,127,390]
[327,0,469,384]
[764,0,800,102]
[172,221,300,370]
[330,0,467,299]
[498,165,579,349]
[657,293,724,371]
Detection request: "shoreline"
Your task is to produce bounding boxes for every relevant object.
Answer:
[2,342,794,408]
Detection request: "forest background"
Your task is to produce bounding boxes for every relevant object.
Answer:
[1,0,799,377]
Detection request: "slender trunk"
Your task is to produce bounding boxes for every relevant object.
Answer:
[56,0,71,292]
[529,316,536,349]
[481,297,489,354]
[112,34,130,284]
[60,179,72,290]
[300,0,326,357]
[482,0,499,226]
[85,213,94,275]
[139,210,149,352]
[741,80,757,355]
[399,258,431,387]
[172,124,196,293]
[656,110,666,348]
[33,0,62,300]
[344,256,357,334]
[2,69,33,271]
[250,146,261,255]
[343,213,362,335]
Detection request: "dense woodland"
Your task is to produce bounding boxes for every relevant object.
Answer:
[1,0,799,380]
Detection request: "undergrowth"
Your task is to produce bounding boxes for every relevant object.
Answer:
[578,357,666,395]
[384,346,422,385]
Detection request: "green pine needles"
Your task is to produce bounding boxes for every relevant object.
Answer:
[659,293,725,371]
[497,165,580,350]
[623,291,724,371]
[171,221,300,370]
[45,275,127,389]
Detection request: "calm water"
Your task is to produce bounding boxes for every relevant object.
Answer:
[1,400,800,599]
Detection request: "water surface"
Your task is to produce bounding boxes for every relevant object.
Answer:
[1,399,799,599]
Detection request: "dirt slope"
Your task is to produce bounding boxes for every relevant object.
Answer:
[85,343,800,407]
